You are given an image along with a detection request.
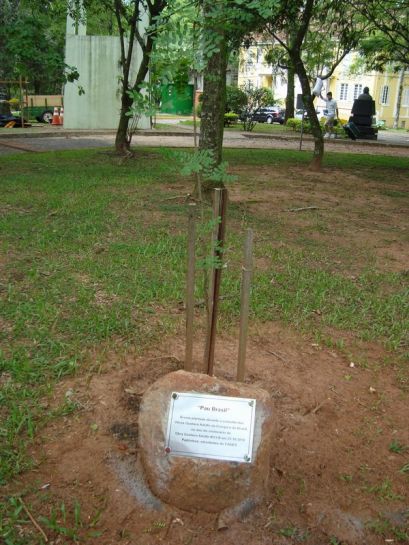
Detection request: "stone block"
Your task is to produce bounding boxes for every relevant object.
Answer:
[138,370,275,513]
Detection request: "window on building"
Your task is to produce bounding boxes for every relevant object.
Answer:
[402,88,409,107]
[381,85,389,105]
[354,84,363,99]
[339,83,349,101]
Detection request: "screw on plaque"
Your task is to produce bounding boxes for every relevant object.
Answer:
[172,393,178,399]
[248,400,254,407]
[244,455,251,462]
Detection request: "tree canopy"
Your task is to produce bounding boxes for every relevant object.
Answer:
[0,0,66,94]
[350,0,409,69]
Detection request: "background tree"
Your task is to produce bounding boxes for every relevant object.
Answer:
[266,0,369,170]
[348,0,408,128]
[5,14,65,94]
[0,1,67,95]
[0,0,113,97]
[66,0,169,154]
[350,0,409,69]
[198,0,275,194]
[106,0,168,154]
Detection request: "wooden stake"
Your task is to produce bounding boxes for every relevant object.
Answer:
[185,203,196,371]
[237,229,253,382]
[203,188,222,370]
[206,188,228,376]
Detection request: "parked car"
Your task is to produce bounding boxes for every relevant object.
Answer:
[295,107,327,120]
[252,106,285,124]
[0,101,22,127]
[34,108,54,123]
[26,95,63,123]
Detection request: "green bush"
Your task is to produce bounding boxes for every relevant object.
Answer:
[286,116,347,138]
[226,86,247,114]
[240,84,277,132]
[285,118,311,132]
[224,112,239,126]
[286,118,300,131]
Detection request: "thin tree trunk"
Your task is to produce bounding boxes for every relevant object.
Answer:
[393,67,405,129]
[293,55,323,170]
[114,0,165,155]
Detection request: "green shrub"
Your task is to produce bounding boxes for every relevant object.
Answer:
[286,118,300,131]
[285,117,312,132]
[286,116,347,138]
[226,86,247,114]
[224,112,239,126]
[240,83,277,132]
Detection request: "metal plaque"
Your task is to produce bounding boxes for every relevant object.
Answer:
[165,392,256,463]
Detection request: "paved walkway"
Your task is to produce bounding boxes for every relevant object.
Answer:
[0,123,408,157]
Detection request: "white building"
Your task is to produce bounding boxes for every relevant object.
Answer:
[64,7,150,130]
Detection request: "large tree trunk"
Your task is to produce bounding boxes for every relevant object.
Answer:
[199,40,228,166]
[199,2,228,196]
[285,64,295,121]
[293,55,323,170]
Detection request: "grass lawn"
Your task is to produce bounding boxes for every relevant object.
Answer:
[1,147,408,544]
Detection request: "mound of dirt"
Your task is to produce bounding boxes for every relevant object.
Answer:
[11,325,409,544]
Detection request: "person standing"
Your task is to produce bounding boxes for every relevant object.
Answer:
[352,86,376,116]
[357,86,373,101]
[321,91,339,138]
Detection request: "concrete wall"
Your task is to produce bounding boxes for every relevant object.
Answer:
[64,34,150,130]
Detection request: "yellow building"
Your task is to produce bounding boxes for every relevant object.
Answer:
[317,54,409,129]
[238,46,409,129]
[238,42,302,103]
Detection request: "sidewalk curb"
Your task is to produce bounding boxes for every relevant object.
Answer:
[242,132,409,149]
[0,127,407,150]
[0,129,117,140]
[0,129,194,140]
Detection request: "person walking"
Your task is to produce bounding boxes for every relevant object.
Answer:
[321,91,339,138]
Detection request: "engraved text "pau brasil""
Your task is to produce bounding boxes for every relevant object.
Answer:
[198,406,230,413]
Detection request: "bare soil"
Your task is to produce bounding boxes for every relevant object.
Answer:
[8,161,409,545]
[10,329,408,545]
